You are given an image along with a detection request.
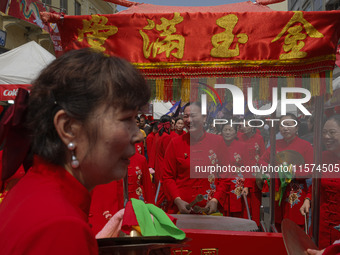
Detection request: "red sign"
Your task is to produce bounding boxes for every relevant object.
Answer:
[0,0,9,13]
[0,85,31,101]
[8,0,49,31]
[51,11,340,78]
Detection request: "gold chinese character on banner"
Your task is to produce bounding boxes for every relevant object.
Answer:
[78,15,118,52]
[172,250,192,255]
[139,12,185,59]
[201,248,219,255]
[272,11,324,59]
[211,14,248,58]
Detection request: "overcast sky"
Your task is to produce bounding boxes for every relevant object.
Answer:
[116,0,248,11]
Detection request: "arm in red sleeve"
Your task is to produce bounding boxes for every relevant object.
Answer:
[306,183,312,200]
[162,140,180,201]
[148,134,157,168]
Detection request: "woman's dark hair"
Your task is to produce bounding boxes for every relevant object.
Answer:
[277,113,299,135]
[175,116,184,124]
[327,114,340,127]
[183,102,201,113]
[27,48,150,165]
[158,115,171,136]
[150,121,159,131]
[279,113,299,125]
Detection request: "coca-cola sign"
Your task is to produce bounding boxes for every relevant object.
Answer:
[3,89,18,97]
[0,85,31,101]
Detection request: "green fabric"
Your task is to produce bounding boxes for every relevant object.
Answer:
[277,163,293,206]
[131,198,186,240]
[261,163,294,206]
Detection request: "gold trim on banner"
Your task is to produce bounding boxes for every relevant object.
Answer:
[133,54,335,69]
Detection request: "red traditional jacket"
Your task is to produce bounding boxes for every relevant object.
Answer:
[237,132,265,225]
[306,150,340,249]
[154,132,172,185]
[0,156,98,255]
[222,139,252,214]
[148,133,160,169]
[238,132,266,168]
[170,130,186,139]
[146,132,155,166]
[259,136,314,226]
[134,141,144,156]
[127,152,154,204]
[163,132,228,214]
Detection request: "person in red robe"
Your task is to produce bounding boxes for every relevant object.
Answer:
[163,103,228,214]
[146,121,158,167]
[0,49,150,255]
[127,152,154,204]
[221,123,252,220]
[154,116,172,185]
[170,117,186,139]
[238,117,266,226]
[259,114,313,231]
[153,115,172,209]
[300,115,340,250]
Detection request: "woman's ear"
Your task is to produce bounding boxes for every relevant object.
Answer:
[54,110,81,146]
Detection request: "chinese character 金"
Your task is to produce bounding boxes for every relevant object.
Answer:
[272,11,324,60]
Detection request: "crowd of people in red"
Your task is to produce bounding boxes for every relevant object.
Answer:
[0,49,339,255]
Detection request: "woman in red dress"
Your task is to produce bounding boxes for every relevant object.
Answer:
[0,49,150,255]
[221,123,251,220]
[238,117,266,225]
[260,113,313,231]
[300,114,340,250]
[146,122,158,166]
[153,115,173,208]
[170,117,186,139]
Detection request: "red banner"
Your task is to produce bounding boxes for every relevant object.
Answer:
[8,0,49,31]
[0,85,31,101]
[0,0,9,13]
[51,11,340,78]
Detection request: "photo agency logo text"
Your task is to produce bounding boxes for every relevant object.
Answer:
[201,84,312,127]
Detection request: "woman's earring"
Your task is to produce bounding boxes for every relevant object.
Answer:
[67,142,79,168]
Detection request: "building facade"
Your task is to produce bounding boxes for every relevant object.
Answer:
[288,0,340,11]
[0,0,117,55]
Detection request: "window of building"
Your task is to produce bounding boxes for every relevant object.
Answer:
[60,0,68,13]
[75,1,81,15]
[326,0,340,10]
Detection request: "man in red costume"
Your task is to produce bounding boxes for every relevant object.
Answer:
[163,103,228,214]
